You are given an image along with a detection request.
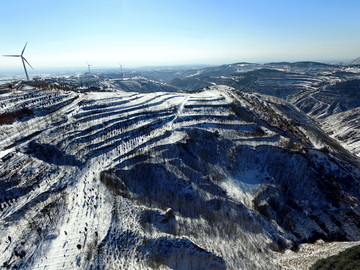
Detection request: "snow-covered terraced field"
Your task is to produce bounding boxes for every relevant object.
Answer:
[0,84,360,269]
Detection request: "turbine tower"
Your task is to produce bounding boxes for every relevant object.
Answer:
[87,62,92,73]
[3,42,33,81]
[119,63,123,78]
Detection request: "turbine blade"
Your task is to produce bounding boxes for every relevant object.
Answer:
[21,42,28,55]
[22,57,33,69]
[3,55,21,57]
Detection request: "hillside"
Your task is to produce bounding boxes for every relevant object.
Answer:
[0,82,360,269]
[291,79,360,119]
[290,79,360,157]
[319,107,360,157]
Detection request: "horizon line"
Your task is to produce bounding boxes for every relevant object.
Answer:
[0,58,357,71]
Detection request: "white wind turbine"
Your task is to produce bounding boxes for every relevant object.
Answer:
[3,42,33,81]
[119,63,125,78]
[87,62,92,73]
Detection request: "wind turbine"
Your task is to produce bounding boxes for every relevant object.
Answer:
[119,63,125,78]
[86,62,92,73]
[3,42,33,81]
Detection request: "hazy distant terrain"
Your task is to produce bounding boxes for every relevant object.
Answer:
[0,61,360,269]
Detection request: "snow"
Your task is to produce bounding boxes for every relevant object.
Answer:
[220,169,270,210]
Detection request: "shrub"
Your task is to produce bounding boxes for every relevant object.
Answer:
[310,245,360,270]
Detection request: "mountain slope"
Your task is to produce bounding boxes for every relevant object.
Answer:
[290,79,360,157]
[290,79,360,119]
[319,107,360,157]
[0,84,360,269]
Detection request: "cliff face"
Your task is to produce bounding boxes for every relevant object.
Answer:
[0,84,359,269]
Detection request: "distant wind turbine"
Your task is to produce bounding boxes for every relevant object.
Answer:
[119,63,124,78]
[87,62,92,73]
[3,42,33,81]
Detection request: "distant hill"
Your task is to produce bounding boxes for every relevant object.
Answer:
[140,61,343,98]
[170,66,329,99]
[290,61,332,67]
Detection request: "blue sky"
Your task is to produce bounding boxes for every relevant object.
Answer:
[1,0,359,69]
